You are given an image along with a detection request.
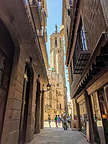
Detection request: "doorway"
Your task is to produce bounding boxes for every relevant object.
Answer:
[19,61,34,144]
[98,88,108,144]
[34,75,41,134]
[0,20,14,142]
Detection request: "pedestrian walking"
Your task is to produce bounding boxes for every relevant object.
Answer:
[48,114,51,128]
[54,115,58,128]
[62,112,67,130]
[67,114,72,128]
[57,115,61,127]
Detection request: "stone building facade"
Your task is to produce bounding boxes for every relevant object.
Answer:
[44,28,67,121]
[0,0,48,144]
[30,0,48,68]
[63,0,108,143]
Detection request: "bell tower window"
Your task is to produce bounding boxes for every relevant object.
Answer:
[55,37,57,47]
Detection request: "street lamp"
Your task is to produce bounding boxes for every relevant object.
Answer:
[40,82,51,94]
[47,82,51,91]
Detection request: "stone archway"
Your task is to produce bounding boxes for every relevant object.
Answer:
[19,58,34,144]
[0,20,15,142]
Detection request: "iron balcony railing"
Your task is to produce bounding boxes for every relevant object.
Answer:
[29,0,42,29]
[29,0,46,39]
[73,44,90,74]
[23,0,44,61]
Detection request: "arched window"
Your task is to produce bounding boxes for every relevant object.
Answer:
[60,104,61,109]
[55,37,57,47]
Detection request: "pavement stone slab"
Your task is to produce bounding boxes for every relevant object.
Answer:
[27,128,89,144]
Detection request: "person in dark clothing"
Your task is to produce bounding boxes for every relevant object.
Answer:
[55,115,58,128]
[48,115,51,128]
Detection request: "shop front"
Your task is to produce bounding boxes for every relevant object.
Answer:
[77,94,87,135]
[90,91,105,144]
[98,86,108,144]
[87,71,108,144]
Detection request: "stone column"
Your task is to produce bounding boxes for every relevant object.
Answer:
[40,90,44,129]
[75,99,81,131]
[104,85,108,111]
[34,78,41,134]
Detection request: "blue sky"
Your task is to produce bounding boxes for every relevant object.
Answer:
[46,0,62,61]
[46,0,70,101]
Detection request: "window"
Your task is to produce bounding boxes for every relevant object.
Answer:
[57,83,59,87]
[49,91,52,107]
[78,18,87,51]
[60,38,61,47]
[56,54,58,73]
[55,37,57,47]
[60,104,61,109]
[70,0,72,6]
[32,0,35,4]
[81,24,87,51]
[51,51,54,68]
[67,28,68,37]
[72,17,89,74]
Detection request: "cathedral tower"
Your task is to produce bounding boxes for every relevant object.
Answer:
[44,26,67,121]
[50,25,65,80]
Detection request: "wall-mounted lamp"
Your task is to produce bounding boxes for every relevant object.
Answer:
[47,82,51,91]
[40,82,51,93]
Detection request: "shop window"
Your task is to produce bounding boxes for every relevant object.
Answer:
[91,91,105,143]
[91,92,101,121]
[79,101,87,134]
[98,89,107,118]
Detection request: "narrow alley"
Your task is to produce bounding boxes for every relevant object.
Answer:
[27,128,88,144]
[0,0,108,144]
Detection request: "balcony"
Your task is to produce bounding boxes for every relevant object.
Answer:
[73,48,90,74]
[41,8,46,28]
[37,28,44,37]
[30,1,42,30]
[73,18,90,74]
[44,28,47,42]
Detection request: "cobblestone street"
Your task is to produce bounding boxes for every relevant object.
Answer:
[27,128,89,144]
